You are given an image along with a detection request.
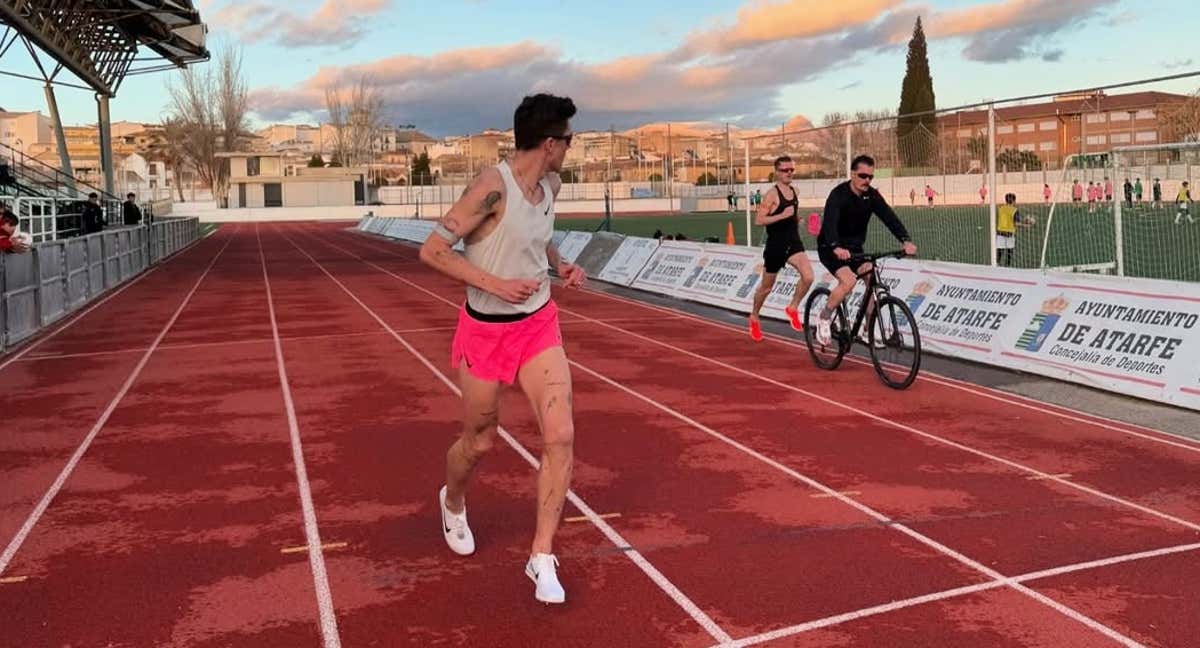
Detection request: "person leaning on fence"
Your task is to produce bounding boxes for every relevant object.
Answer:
[82,193,105,234]
[123,193,143,226]
[0,208,31,254]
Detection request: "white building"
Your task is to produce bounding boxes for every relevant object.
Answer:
[115,152,173,201]
[0,109,52,154]
[220,152,367,208]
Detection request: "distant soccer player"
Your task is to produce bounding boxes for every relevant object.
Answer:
[996,192,1031,267]
[1176,181,1194,225]
[1153,178,1163,208]
[1043,183,1053,204]
[748,155,814,341]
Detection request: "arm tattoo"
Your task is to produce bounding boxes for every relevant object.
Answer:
[479,190,502,215]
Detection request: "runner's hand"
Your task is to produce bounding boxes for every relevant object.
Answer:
[903,241,917,256]
[494,278,542,304]
[559,262,587,288]
[834,247,850,260]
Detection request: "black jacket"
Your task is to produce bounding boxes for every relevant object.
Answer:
[123,201,142,225]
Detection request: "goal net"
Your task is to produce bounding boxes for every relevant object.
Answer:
[1110,142,1200,282]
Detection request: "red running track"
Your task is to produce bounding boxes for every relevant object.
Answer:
[0,221,1197,647]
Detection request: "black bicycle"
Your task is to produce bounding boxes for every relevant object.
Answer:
[803,250,922,389]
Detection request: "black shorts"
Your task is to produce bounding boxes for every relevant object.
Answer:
[763,238,805,274]
[818,246,867,277]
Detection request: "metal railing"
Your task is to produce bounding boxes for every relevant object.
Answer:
[1,217,201,353]
[0,141,120,202]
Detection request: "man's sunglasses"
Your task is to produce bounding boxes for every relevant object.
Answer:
[856,173,874,180]
[546,133,573,145]
[778,167,795,173]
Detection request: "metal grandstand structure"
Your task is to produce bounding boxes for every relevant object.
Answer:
[0,0,209,197]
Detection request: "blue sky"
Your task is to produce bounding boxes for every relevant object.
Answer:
[0,0,1195,137]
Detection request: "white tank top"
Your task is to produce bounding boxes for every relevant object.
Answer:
[464,160,554,315]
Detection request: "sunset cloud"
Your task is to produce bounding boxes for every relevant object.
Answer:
[213,0,392,47]
[674,0,904,59]
[927,0,1118,62]
[246,0,1121,134]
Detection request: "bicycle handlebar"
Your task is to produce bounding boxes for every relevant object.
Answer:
[848,249,909,264]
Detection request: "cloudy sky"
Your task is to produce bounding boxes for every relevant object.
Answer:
[0,0,1195,136]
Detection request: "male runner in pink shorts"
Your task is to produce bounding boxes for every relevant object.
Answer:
[420,93,585,604]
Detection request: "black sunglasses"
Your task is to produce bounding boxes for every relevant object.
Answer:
[778,168,795,173]
[545,133,573,145]
[856,173,874,180]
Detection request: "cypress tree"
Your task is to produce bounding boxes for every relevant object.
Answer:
[897,17,937,168]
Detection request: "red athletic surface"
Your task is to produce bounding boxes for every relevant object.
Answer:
[2,221,1198,647]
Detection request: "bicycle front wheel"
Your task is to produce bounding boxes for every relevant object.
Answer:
[868,295,921,389]
[804,287,848,370]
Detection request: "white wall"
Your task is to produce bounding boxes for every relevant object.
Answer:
[230,157,248,177]
[284,182,318,207]
[177,196,683,223]
[378,162,1200,209]
[183,204,408,222]
[246,183,265,208]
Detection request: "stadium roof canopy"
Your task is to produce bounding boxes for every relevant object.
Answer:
[0,0,209,96]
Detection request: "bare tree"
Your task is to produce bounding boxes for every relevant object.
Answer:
[1161,88,1200,143]
[165,44,249,204]
[149,117,188,202]
[324,75,385,168]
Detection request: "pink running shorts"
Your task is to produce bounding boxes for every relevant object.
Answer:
[450,299,563,385]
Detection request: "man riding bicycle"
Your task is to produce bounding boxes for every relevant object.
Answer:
[815,154,917,346]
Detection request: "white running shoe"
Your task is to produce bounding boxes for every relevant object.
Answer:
[816,316,832,346]
[857,330,886,349]
[525,553,565,604]
[439,485,475,556]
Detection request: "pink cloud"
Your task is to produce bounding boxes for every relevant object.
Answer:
[212,0,393,47]
[247,0,1117,133]
[675,0,904,58]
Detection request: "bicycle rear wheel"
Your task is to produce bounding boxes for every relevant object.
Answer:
[868,295,921,389]
[804,287,848,370]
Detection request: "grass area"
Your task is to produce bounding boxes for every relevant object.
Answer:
[559,203,1200,282]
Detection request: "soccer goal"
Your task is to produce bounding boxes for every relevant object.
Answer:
[1109,142,1200,282]
[1036,153,1119,275]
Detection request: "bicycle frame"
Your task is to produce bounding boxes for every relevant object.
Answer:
[837,251,905,346]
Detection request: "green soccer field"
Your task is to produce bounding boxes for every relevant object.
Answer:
[557,202,1200,282]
